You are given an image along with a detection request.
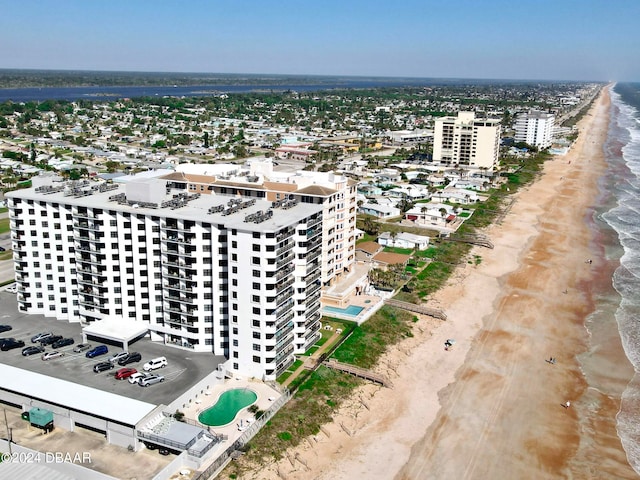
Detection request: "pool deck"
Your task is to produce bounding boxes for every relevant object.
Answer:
[182,377,281,441]
[321,262,389,324]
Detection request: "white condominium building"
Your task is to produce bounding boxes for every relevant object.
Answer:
[173,159,358,287]
[514,110,555,149]
[433,112,501,170]
[7,173,324,380]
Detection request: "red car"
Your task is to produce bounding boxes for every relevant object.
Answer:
[115,367,138,380]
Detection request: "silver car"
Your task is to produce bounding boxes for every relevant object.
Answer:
[108,351,129,363]
[73,343,92,353]
[138,374,165,387]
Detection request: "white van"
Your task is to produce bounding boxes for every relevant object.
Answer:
[143,356,167,371]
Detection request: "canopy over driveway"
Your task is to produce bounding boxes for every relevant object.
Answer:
[82,317,149,350]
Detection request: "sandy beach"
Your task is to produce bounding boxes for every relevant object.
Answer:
[246,86,637,480]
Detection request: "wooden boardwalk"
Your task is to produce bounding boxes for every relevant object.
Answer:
[323,359,393,388]
[384,299,447,320]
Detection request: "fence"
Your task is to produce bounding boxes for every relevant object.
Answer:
[191,389,292,480]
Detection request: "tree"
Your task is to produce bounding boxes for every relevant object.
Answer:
[389,230,398,247]
[363,216,380,235]
[203,131,210,148]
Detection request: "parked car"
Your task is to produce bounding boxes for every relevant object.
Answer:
[1,338,25,351]
[22,345,45,356]
[93,361,114,373]
[117,351,142,366]
[128,372,148,384]
[0,325,13,333]
[5,285,16,293]
[51,337,74,349]
[138,374,165,387]
[40,335,63,346]
[42,351,64,361]
[107,351,129,363]
[31,332,52,343]
[115,367,137,380]
[143,356,167,371]
[86,345,108,358]
[73,343,91,353]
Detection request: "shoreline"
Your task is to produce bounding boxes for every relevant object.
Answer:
[249,86,636,479]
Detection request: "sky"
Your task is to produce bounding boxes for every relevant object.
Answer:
[1,0,639,81]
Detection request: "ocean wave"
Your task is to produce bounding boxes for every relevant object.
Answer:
[608,85,640,474]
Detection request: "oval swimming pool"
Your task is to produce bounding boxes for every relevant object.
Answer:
[198,388,258,427]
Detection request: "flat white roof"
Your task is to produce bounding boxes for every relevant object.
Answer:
[83,317,149,344]
[0,364,156,426]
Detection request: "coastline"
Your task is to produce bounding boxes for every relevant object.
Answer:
[250,86,636,479]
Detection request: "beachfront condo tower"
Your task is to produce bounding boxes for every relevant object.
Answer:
[432,111,501,170]
[514,110,555,149]
[7,172,325,380]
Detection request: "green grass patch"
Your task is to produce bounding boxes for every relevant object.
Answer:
[0,218,9,234]
[331,305,416,369]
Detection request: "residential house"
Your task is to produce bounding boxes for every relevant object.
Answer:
[377,232,430,250]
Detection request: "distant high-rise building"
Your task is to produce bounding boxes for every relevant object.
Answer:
[7,173,324,380]
[432,112,501,170]
[514,111,555,149]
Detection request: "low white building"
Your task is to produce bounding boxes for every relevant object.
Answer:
[359,202,401,218]
[377,231,430,250]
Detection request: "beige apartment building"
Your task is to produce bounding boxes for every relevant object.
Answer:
[433,111,501,170]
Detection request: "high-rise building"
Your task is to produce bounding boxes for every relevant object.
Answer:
[514,110,555,149]
[171,159,358,287]
[7,173,324,380]
[432,112,501,170]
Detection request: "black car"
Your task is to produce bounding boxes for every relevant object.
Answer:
[117,352,142,366]
[0,325,12,333]
[51,337,74,349]
[1,338,25,351]
[40,335,63,346]
[93,361,114,373]
[22,345,45,356]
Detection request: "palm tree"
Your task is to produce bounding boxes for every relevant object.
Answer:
[390,230,398,247]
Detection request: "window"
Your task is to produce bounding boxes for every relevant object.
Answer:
[253,307,260,315]
[253,356,261,363]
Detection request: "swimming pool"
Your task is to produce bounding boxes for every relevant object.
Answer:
[198,388,258,427]
[322,305,364,317]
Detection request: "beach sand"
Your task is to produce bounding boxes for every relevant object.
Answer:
[243,86,636,479]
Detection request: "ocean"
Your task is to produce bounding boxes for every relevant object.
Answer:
[597,83,640,473]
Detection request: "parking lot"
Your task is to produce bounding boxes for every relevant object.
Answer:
[0,291,226,406]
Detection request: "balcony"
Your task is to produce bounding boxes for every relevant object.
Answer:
[276,241,294,256]
[73,221,103,231]
[161,247,194,257]
[76,255,103,266]
[162,235,194,245]
[162,223,193,233]
[275,264,294,281]
[163,282,194,293]
[164,304,197,316]
[306,248,321,263]
[77,277,105,287]
[276,251,294,269]
[166,294,195,304]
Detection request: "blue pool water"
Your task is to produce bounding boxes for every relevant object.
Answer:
[323,305,364,317]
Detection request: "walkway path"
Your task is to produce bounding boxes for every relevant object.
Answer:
[282,330,341,388]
